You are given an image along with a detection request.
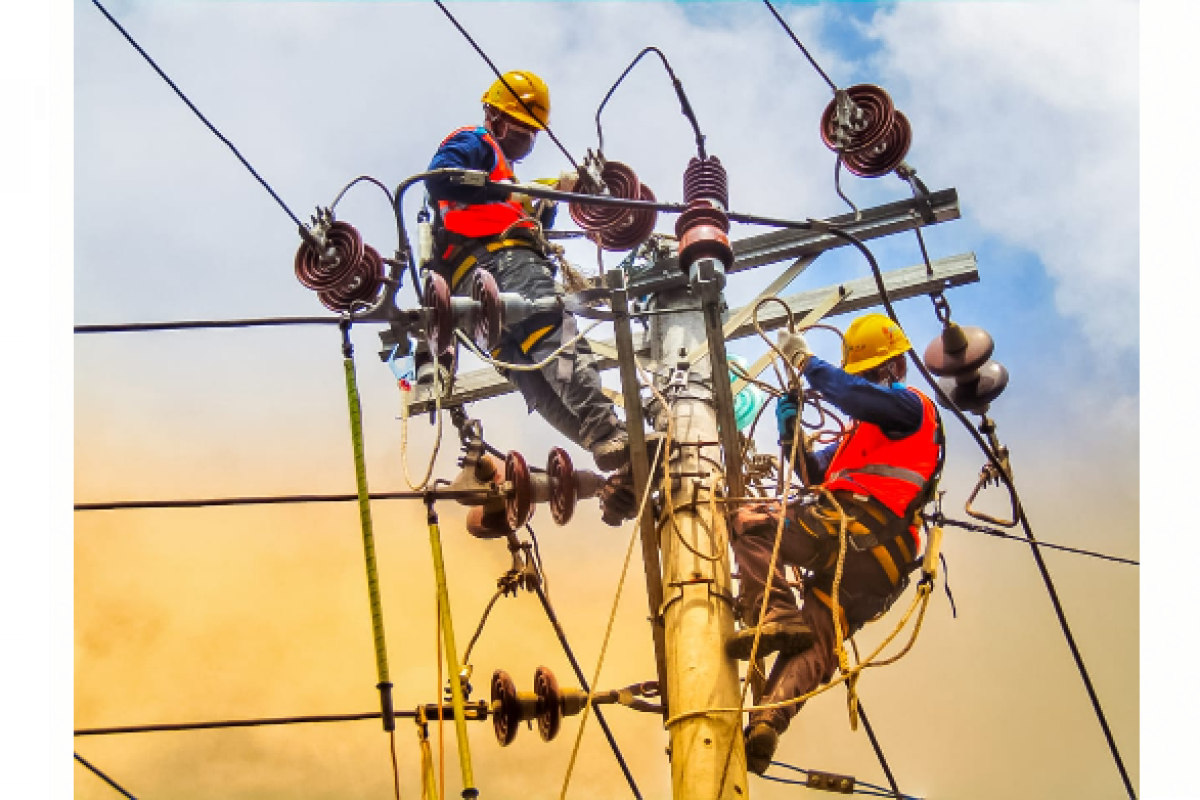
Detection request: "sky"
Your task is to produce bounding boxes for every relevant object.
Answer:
[4,0,1187,796]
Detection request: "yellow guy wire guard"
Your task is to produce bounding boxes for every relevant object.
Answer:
[426,498,478,798]
[340,319,395,730]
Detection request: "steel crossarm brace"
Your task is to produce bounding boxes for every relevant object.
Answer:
[407,253,977,414]
[626,188,960,295]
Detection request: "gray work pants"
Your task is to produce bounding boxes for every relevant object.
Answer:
[458,246,622,452]
[730,497,917,731]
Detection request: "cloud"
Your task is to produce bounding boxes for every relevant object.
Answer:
[864,1,1139,357]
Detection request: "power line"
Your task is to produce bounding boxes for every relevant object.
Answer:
[939,516,1138,566]
[431,0,581,172]
[761,0,838,93]
[91,0,305,231]
[75,753,138,800]
[76,712,386,737]
[74,316,346,335]
[74,488,491,513]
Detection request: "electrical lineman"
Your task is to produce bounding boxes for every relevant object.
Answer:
[422,71,636,479]
[727,313,945,774]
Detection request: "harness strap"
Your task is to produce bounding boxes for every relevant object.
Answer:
[448,237,540,291]
[828,463,928,488]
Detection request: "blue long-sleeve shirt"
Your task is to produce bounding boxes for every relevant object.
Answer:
[800,356,923,481]
[425,127,557,227]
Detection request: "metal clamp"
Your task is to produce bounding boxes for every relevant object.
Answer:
[656,577,735,625]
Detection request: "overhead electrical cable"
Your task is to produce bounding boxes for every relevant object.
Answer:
[90,0,305,231]
[940,516,1138,566]
[761,0,838,92]
[594,46,707,158]
[74,317,344,334]
[431,0,582,172]
[74,753,138,800]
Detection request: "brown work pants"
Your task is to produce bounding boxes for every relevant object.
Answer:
[729,494,918,731]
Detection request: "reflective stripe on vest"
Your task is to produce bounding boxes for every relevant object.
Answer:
[822,388,940,519]
[436,126,532,239]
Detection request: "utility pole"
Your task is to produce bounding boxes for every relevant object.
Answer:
[648,260,747,798]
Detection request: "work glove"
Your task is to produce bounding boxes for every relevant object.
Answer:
[554,169,581,193]
[599,471,638,527]
[777,329,811,370]
[775,390,800,448]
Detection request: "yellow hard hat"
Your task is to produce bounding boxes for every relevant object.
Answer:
[841,313,912,374]
[482,70,550,130]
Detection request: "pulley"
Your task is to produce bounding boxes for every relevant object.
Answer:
[675,156,733,274]
[819,85,913,178]
[568,157,658,252]
[924,322,1009,414]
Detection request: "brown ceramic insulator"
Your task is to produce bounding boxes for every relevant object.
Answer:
[422,272,455,357]
[294,221,364,291]
[937,360,1009,414]
[547,447,577,526]
[504,450,533,530]
[843,110,912,178]
[683,156,729,209]
[470,268,503,352]
[594,181,658,251]
[491,670,521,747]
[675,201,733,270]
[923,324,995,379]
[318,244,384,313]
[820,84,896,155]
[534,666,563,742]
[569,161,639,231]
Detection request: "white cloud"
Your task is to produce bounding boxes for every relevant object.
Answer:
[865,0,1139,356]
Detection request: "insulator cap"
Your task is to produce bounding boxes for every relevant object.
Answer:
[568,161,659,252]
[843,110,912,178]
[924,324,995,379]
[937,360,1009,414]
[504,450,533,530]
[491,670,521,747]
[534,666,562,743]
[683,156,729,209]
[676,201,733,271]
[422,272,455,357]
[295,220,364,291]
[820,85,896,155]
[547,447,577,526]
[470,269,503,353]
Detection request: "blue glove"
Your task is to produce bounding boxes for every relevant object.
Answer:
[775,390,799,446]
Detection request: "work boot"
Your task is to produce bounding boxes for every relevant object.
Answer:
[744,714,784,775]
[726,608,814,661]
[591,429,631,473]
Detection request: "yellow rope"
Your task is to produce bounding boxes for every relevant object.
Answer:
[558,438,666,800]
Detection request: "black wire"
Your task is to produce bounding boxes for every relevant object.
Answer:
[940,516,1139,566]
[855,701,904,800]
[74,489,488,512]
[761,0,838,93]
[595,46,707,159]
[90,0,304,231]
[525,523,643,800]
[816,220,1137,800]
[431,0,581,172]
[74,753,138,799]
[74,317,344,334]
[75,713,386,736]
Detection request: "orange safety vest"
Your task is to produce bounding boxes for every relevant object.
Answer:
[435,126,535,241]
[823,387,943,545]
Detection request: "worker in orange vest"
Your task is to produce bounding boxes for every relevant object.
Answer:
[728,313,945,774]
[424,71,633,479]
